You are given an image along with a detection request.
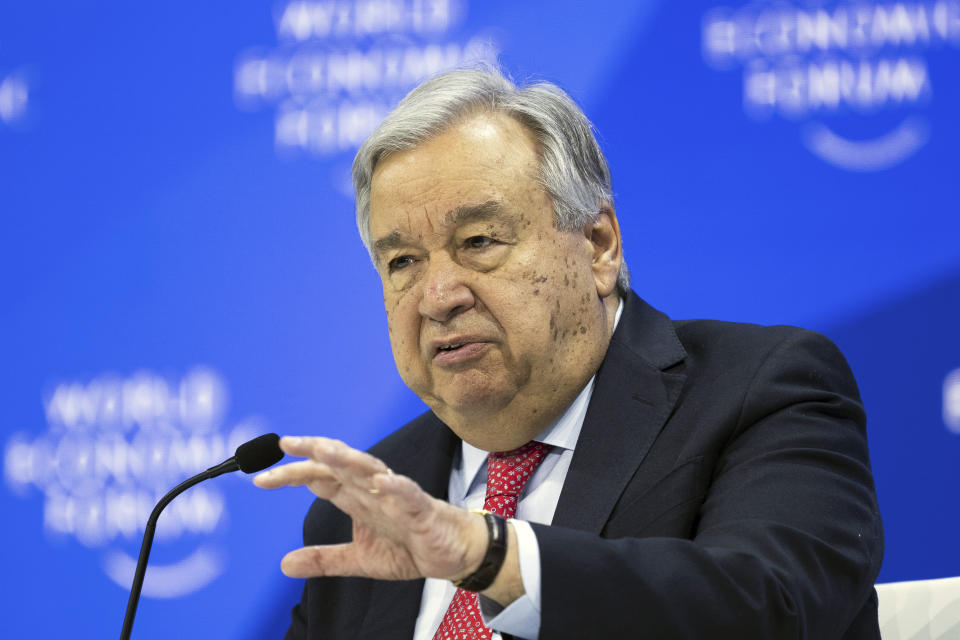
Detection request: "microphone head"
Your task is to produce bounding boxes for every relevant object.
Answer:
[235,433,284,473]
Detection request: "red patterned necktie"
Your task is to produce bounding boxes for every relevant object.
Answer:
[432,441,551,640]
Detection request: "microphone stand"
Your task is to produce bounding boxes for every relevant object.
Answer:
[119,457,240,640]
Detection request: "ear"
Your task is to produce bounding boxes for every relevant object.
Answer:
[587,204,623,298]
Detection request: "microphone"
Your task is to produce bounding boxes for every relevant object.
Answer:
[119,433,284,640]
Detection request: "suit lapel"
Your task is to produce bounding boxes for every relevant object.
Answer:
[552,293,687,534]
[357,414,458,639]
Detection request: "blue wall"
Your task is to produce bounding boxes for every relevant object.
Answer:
[2,1,958,637]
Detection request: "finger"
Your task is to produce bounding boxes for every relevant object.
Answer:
[282,436,391,489]
[281,437,389,473]
[256,459,390,518]
[310,439,391,477]
[279,436,358,463]
[278,435,337,458]
[368,471,433,525]
[281,543,359,578]
[254,460,337,491]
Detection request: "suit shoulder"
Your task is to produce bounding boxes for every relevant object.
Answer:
[673,319,844,365]
[671,319,860,412]
[674,318,808,343]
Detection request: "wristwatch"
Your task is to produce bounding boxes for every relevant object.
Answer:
[453,509,508,592]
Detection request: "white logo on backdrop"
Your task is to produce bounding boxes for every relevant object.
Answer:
[944,367,960,433]
[234,0,498,157]
[702,1,960,171]
[3,367,263,598]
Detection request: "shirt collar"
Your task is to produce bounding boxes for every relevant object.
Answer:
[457,297,624,494]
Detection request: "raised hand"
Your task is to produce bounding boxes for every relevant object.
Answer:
[253,436,487,583]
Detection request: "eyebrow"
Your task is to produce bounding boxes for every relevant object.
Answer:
[373,230,405,256]
[441,200,504,227]
[372,200,515,257]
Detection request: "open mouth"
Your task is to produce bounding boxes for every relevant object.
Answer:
[430,338,490,364]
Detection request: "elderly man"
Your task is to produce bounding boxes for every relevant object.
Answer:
[255,67,883,639]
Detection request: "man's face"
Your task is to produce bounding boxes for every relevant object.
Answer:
[368,112,617,450]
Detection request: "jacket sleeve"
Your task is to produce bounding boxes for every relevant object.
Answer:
[284,582,309,640]
[532,329,883,639]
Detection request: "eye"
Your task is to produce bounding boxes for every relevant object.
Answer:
[465,236,495,250]
[387,255,416,272]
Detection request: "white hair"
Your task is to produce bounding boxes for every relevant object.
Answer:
[352,66,629,293]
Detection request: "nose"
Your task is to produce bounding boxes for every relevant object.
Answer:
[417,252,475,322]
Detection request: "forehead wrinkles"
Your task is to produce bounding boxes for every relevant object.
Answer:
[369,113,546,251]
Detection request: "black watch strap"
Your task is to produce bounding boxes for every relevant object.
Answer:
[454,510,507,592]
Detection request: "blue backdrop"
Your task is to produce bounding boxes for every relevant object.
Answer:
[2,1,958,637]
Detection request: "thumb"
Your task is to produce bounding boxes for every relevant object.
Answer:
[281,543,358,578]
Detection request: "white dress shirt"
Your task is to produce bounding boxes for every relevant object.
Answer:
[412,301,623,640]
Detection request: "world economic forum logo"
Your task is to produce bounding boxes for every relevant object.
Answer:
[233,0,497,158]
[702,1,959,171]
[3,367,263,598]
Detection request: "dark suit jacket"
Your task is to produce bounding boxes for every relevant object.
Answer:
[285,292,883,639]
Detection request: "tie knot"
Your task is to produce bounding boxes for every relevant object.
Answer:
[484,441,551,517]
